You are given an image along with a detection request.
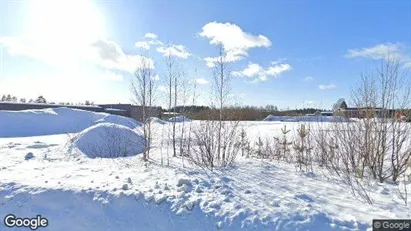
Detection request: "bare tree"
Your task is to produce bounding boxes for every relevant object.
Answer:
[164,55,178,160]
[351,56,411,183]
[213,46,235,165]
[186,73,199,157]
[312,55,411,204]
[131,56,156,161]
[189,46,240,170]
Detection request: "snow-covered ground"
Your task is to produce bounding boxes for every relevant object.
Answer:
[263,114,350,122]
[0,107,141,137]
[0,108,409,230]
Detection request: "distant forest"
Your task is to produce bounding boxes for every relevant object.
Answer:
[1,94,326,120]
[0,94,95,106]
[166,105,326,121]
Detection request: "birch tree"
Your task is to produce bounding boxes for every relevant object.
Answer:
[131,56,156,161]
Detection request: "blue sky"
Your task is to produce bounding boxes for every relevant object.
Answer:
[1,0,410,109]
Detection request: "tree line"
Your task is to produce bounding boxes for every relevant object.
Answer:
[0,94,95,106]
[166,105,325,121]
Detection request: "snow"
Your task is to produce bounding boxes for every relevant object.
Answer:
[94,114,142,129]
[263,114,349,122]
[0,107,141,137]
[169,116,192,122]
[0,112,410,230]
[72,123,145,158]
[105,108,127,112]
[147,117,168,125]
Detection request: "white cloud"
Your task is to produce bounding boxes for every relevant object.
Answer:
[271,58,288,65]
[0,36,153,73]
[89,38,154,72]
[0,36,82,68]
[135,39,163,50]
[195,78,209,85]
[200,21,271,67]
[318,84,336,90]
[238,63,264,77]
[266,63,292,76]
[232,61,292,82]
[135,33,191,59]
[345,43,411,67]
[101,71,124,81]
[203,52,246,68]
[304,76,314,82]
[135,41,151,50]
[144,33,158,39]
[156,45,191,59]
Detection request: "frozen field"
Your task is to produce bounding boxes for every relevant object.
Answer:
[0,108,409,230]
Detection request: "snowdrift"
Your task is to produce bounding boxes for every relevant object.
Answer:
[0,183,370,231]
[263,115,349,122]
[0,107,141,137]
[0,185,228,231]
[95,114,142,129]
[147,117,168,125]
[168,116,191,122]
[72,123,145,158]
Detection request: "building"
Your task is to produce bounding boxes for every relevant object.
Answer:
[320,111,333,116]
[0,102,162,122]
[99,104,162,121]
[332,99,404,119]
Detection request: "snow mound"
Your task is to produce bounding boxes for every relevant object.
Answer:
[0,107,139,137]
[73,123,145,158]
[95,114,142,129]
[147,117,168,125]
[168,116,191,122]
[263,115,349,122]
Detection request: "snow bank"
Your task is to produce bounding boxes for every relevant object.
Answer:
[169,116,191,122]
[95,114,142,129]
[147,117,168,125]
[263,115,349,122]
[0,107,141,137]
[72,123,145,158]
[0,184,220,231]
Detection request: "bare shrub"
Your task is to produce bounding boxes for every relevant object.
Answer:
[396,174,409,206]
[188,46,240,171]
[190,120,240,171]
[310,56,411,204]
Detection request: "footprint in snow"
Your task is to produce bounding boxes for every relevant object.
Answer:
[294,193,314,203]
[380,188,390,195]
[26,144,58,149]
[24,152,35,160]
[220,176,231,183]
